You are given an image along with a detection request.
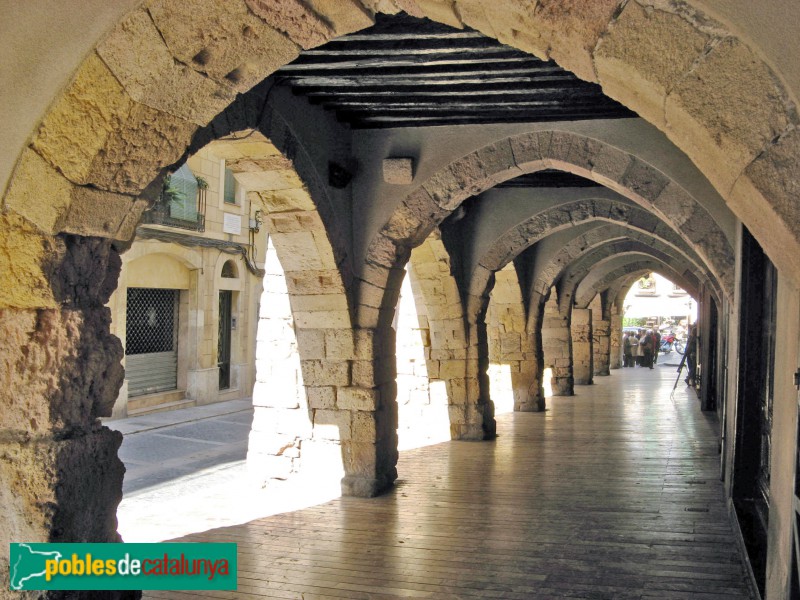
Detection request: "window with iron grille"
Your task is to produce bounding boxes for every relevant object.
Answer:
[126,288,179,355]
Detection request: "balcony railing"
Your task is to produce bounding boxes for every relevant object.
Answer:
[141,177,207,232]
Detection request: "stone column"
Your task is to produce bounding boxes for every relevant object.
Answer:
[590,298,610,377]
[571,307,594,385]
[541,290,573,395]
[341,325,399,497]
[592,319,611,376]
[609,310,623,370]
[0,222,133,597]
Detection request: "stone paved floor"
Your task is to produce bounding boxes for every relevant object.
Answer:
[145,365,755,599]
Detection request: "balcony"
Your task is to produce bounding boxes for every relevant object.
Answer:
[140,165,207,232]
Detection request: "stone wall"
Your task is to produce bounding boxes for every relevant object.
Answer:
[486,264,543,412]
[541,288,573,396]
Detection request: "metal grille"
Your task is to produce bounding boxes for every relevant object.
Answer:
[126,288,178,355]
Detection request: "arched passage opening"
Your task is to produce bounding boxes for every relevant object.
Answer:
[3,5,800,594]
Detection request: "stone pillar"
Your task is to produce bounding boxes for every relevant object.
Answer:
[0,222,133,597]
[341,325,399,497]
[571,307,594,385]
[541,290,573,395]
[590,298,610,377]
[609,310,623,370]
[592,319,611,376]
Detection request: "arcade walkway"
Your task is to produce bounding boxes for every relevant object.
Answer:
[146,366,754,599]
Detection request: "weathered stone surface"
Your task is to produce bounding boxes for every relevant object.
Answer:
[338,387,380,411]
[666,36,791,193]
[414,0,463,28]
[4,148,152,239]
[246,0,334,49]
[313,408,352,440]
[652,180,696,228]
[326,329,356,359]
[596,2,710,127]
[524,0,619,82]
[621,158,670,204]
[306,0,375,37]
[63,193,150,240]
[588,140,633,188]
[0,307,124,433]
[0,213,61,310]
[4,148,74,234]
[97,9,237,124]
[743,128,800,240]
[301,359,351,386]
[423,141,517,210]
[32,53,132,187]
[383,157,415,185]
[306,386,336,409]
[0,429,124,553]
[253,188,316,213]
[285,270,347,295]
[50,235,121,308]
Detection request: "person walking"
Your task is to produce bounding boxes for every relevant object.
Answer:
[631,330,642,366]
[641,329,654,369]
[623,333,633,367]
[652,328,662,365]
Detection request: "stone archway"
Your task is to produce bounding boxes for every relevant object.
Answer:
[4,1,800,576]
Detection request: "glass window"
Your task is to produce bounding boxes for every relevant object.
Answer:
[224,168,237,204]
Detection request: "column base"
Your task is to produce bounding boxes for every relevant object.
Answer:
[341,475,394,498]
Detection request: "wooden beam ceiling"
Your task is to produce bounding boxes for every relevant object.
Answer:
[274,13,636,129]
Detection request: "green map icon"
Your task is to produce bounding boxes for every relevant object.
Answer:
[10,544,63,590]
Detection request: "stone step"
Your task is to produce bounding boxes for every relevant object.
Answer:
[127,396,195,418]
[127,389,185,412]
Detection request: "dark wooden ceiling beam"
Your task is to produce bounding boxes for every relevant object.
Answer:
[273,13,635,130]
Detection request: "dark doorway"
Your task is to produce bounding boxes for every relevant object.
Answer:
[733,227,778,596]
[218,290,232,390]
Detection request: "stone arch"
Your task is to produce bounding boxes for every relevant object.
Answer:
[528,224,711,386]
[559,243,703,314]
[465,197,722,321]
[486,263,542,412]
[409,230,494,439]
[394,260,451,449]
[203,131,391,497]
[574,258,697,311]
[4,1,799,283]
[530,222,717,305]
[368,132,735,314]
[401,233,478,440]
[4,0,800,563]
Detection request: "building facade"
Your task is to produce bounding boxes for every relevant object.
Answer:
[107,147,264,418]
